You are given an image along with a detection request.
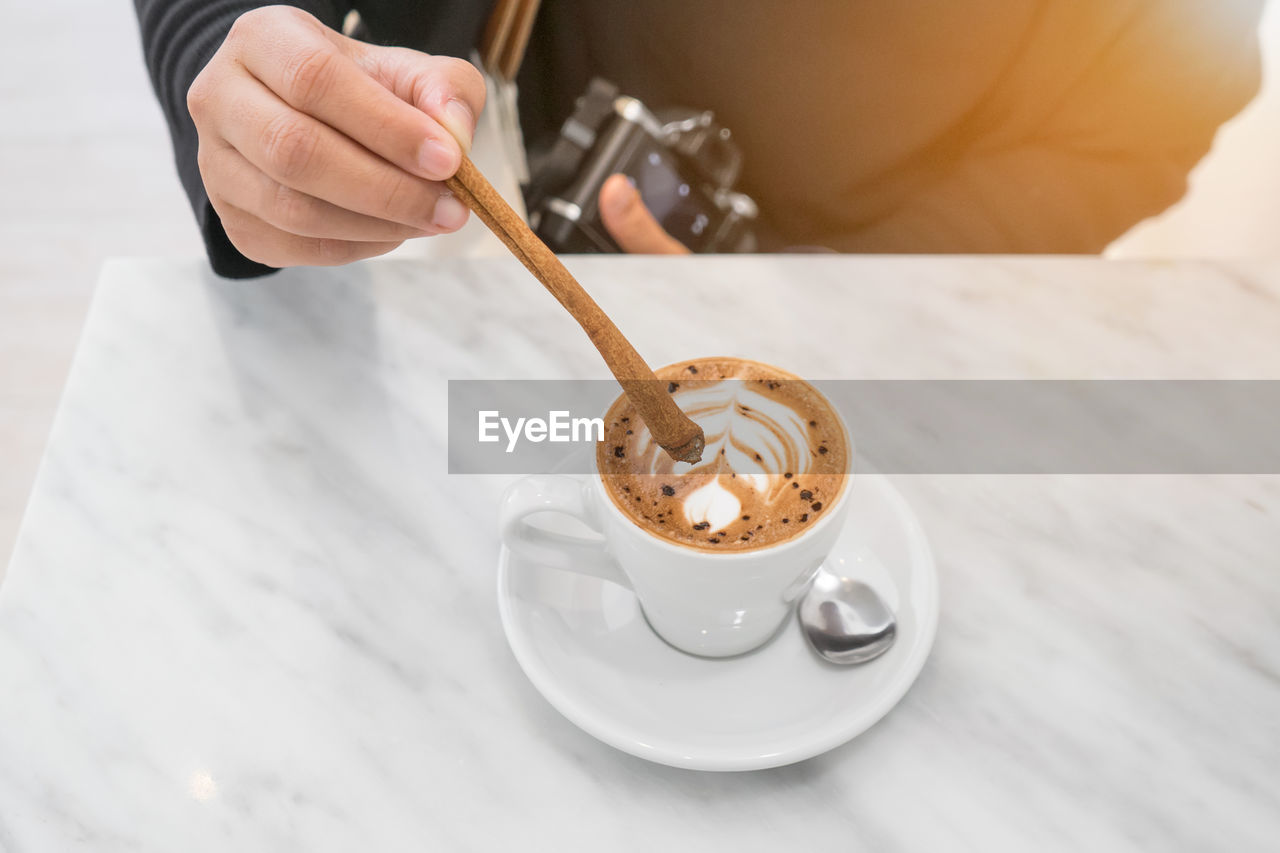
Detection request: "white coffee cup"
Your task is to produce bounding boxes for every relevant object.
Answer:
[500,417,853,657]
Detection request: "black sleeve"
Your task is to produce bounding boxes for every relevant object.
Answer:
[133,0,349,278]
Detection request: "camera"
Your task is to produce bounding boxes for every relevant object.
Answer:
[525,78,759,254]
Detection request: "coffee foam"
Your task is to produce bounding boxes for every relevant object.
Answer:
[598,358,848,551]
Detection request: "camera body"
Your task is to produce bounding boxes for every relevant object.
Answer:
[525,78,759,253]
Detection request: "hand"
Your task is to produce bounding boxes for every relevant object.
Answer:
[187,6,486,267]
[598,173,691,254]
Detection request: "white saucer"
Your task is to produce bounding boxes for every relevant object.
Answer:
[496,473,939,771]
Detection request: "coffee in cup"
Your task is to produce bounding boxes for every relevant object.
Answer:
[597,357,849,551]
[500,357,853,657]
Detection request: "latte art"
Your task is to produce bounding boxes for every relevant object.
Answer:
[629,382,818,524]
[598,358,849,551]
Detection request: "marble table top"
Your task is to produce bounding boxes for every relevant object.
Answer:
[1,255,1277,851]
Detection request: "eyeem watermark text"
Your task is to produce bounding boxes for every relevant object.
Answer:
[478,410,605,453]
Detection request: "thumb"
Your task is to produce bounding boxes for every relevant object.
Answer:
[347,43,487,155]
[599,174,691,255]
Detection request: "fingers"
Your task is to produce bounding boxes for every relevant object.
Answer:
[229,8,481,180]
[201,141,437,242]
[351,44,486,152]
[210,72,467,232]
[186,6,486,267]
[214,202,404,268]
[599,174,691,255]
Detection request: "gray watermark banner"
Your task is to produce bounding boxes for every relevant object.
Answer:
[447,380,1280,474]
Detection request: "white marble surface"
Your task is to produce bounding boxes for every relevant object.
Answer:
[1,255,1278,851]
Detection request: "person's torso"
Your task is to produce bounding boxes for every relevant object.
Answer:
[357,0,1167,246]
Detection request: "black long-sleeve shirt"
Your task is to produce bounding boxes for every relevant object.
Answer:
[134,0,1265,278]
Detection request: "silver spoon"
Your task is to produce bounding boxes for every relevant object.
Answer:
[798,567,897,665]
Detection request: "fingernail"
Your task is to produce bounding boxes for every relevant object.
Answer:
[419,137,459,178]
[432,192,469,231]
[440,98,475,153]
[606,179,636,217]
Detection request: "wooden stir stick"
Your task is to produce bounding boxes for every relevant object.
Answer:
[444,155,705,464]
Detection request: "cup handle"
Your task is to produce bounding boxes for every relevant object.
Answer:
[499,475,632,589]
